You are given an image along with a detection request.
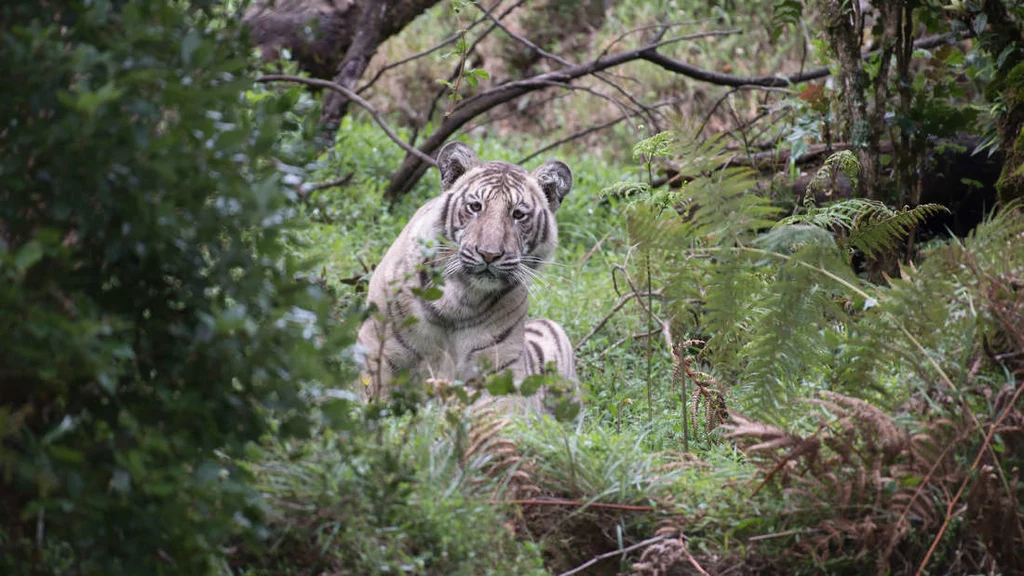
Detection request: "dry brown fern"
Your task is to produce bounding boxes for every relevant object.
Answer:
[724,382,1024,575]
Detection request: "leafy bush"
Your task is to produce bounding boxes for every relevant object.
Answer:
[0,1,351,573]
[232,408,547,576]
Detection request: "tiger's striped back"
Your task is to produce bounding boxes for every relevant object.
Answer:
[524,318,576,382]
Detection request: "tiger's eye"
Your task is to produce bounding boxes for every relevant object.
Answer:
[467,201,482,213]
[512,208,528,221]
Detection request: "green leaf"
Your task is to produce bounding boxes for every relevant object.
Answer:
[412,286,444,301]
[632,131,676,161]
[519,374,545,397]
[972,13,987,35]
[181,29,201,64]
[321,398,353,429]
[57,83,124,116]
[14,240,44,273]
[553,399,581,422]
[485,371,516,396]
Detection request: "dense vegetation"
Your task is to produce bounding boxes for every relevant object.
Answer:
[2,1,1022,575]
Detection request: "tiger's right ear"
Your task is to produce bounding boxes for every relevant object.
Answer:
[436,141,480,190]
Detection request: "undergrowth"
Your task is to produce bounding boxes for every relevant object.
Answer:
[265,116,1023,574]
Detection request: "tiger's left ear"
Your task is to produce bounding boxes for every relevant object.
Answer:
[532,160,573,212]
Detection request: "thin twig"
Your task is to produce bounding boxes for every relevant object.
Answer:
[301,172,355,195]
[519,98,682,165]
[914,380,1024,576]
[747,527,821,542]
[643,32,960,88]
[357,0,503,94]
[557,536,668,576]
[415,0,528,143]
[256,75,437,166]
[598,19,718,60]
[597,328,662,360]
[575,289,663,351]
[499,498,656,512]
[682,545,711,576]
[696,85,793,137]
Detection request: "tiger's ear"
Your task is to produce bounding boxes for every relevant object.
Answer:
[436,141,480,190]
[532,160,573,211]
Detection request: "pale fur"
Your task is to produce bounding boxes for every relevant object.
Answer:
[356,142,577,412]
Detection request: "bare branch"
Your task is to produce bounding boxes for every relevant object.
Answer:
[256,74,437,167]
[472,1,572,67]
[519,98,682,165]
[358,34,460,95]
[640,32,958,88]
[460,91,571,135]
[301,172,355,195]
[385,29,743,200]
[320,1,390,133]
[384,31,957,200]
[415,0,528,144]
[696,85,794,137]
[557,536,669,576]
[471,1,664,132]
[598,18,719,60]
[357,0,504,94]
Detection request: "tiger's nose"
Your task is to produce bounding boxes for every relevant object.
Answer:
[477,248,503,263]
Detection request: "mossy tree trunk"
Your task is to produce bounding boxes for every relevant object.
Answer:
[976,1,1024,204]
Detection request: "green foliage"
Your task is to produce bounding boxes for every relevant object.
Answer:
[770,0,804,42]
[617,131,955,419]
[0,1,352,573]
[233,409,547,576]
[806,149,860,192]
[779,197,950,259]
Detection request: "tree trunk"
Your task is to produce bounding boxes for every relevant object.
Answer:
[820,0,875,198]
[244,0,443,136]
[977,1,1024,205]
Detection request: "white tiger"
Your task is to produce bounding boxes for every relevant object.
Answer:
[356,141,577,411]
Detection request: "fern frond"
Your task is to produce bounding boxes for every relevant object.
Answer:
[770,0,804,41]
[779,198,948,259]
[806,150,859,194]
[847,203,948,258]
[632,130,677,161]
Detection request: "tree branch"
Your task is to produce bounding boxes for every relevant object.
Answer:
[320,1,390,137]
[384,29,742,201]
[519,98,681,165]
[357,0,504,94]
[557,536,668,576]
[256,75,437,166]
[380,29,958,201]
[640,32,957,88]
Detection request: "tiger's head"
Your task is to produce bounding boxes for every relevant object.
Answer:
[435,141,573,292]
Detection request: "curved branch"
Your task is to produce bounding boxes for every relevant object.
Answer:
[640,32,958,88]
[520,98,682,165]
[256,75,437,166]
[357,0,504,94]
[382,31,960,201]
[414,0,528,145]
[384,29,742,200]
